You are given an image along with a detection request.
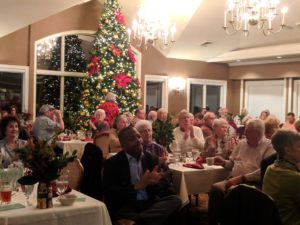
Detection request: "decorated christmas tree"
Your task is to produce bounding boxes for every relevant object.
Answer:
[79,0,141,125]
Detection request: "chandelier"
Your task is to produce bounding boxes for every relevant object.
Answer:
[127,0,176,48]
[223,0,288,36]
[37,37,58,61]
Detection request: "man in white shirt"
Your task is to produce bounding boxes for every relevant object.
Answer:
[208,119,275,225]
[171,110,205,154]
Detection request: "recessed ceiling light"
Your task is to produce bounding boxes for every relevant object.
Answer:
[276,56,283,59]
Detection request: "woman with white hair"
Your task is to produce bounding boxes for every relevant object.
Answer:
[89,109,109,137]
[98,92,119,127]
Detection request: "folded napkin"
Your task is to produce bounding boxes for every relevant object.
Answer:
[0,203,25,211]
[182,163,204,169]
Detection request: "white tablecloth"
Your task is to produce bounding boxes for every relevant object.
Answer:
[56,140,91,159]
[169,162,230,205]
[0,188,112,225]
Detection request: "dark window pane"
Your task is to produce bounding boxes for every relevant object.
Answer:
[146,81,162,111]
[190,84,203,114]
[206,85,221,112]
[64,35,90,72]
[0,72,23,113]
[36,75,60,115]
[37,37,61,71]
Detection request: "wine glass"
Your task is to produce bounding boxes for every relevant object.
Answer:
[56,175,69,196]
[21,184,34,206]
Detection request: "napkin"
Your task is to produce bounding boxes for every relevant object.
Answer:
[182,163,204,169]
[0,203,25,211]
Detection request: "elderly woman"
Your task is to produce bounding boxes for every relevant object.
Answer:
[108,115,129,153]
[204,118,237,159]
[264,115,280,139]
[0,116,27,168]
[98,92,119,127]
[89,109,109,137]
[171,109,204,154]
[263,129,300,225]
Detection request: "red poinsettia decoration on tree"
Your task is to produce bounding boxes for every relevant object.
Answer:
[110,44,121,57]
[87,55,99,76]
[115,11,125,25]
[113,73,132,89]
[128,48,136,63]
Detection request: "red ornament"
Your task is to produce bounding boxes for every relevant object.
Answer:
[110,44,121,57]
[87,55,99,76]
[113,73,132,89]
[128,48,136,63]
[115,11,125,25]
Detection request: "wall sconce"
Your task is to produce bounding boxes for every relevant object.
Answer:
[169,77,186,91]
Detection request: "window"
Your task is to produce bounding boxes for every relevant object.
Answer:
[0,65,29,114]
[187,79,227,114]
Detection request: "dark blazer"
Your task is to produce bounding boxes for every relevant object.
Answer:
[103,150,174,217]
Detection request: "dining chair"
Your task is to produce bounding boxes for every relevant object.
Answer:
[94,131,110,159]
[61,159,84,191]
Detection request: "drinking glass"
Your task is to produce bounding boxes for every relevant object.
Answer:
[186,151,192,162]
[0,181,12,205]
[22,184,34,206]
[56,175,69,196]
[86,130,93,139]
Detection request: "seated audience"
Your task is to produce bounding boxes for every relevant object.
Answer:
[0,116,27,168]
[201,112,216,138]
[193,111,204,127]
[208,119,275,225]
[147,110,157,124]
[132,108,146,126]
[259,109,270,121]
[171,109,204,154]
[98,92,119,127]
[282,112,296,131]
[32,104,64,142]
[135,120,167,170]
[264,115,280,139]
[204,118,237,159]
[103,126,181,225]
[263,129,300,225]
[89,108,109,137]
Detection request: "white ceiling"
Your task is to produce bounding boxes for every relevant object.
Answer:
[1,0,300,65]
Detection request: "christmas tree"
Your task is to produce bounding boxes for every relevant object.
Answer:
[79,0,141,125]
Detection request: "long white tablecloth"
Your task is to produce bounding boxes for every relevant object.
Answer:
[0,188,112,225]
[169,162,230,205]
[56,140,91,159]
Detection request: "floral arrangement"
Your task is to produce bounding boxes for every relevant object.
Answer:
[15,138,77,185]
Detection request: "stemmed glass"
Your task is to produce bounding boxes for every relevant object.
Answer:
[21,184,34,206]
[56,175,69,197]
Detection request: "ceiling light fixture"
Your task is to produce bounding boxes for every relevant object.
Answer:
[223,0,288,37]
[127,0,176,48]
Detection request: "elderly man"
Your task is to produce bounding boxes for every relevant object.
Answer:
[135,120,167,170]
[32,104,64,142]
[201,112,216,138]
[208,119,275,225]
[147,110,157,124]
[103,126,181,225]
[171,109,205,154]
[204,118,237,160]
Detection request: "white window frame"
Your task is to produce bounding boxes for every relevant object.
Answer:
[187,78,227,111]
[0,64,29,112]
[293,79,300,116]
[144,75,168,110]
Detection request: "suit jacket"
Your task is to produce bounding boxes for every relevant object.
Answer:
[103,150,174,217]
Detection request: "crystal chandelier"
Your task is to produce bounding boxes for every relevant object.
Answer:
[223,0,288,36]
[127,0,176,48]
[37,38,58,60]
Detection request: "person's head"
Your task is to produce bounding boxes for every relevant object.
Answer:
[157,108,168,122]
[259,109,270,121]
[188,113,194,124]
[135,108,145,120]
[212,118,228,139]
[147,110,157,122]
[0,115,20,139]
[94,109,106,122]
[294,119,300,133]
[286,112,295,124]
[264,115,280,139]
[1,109,8,119]
[178,109,191,130]
[105,92,116,102]
[123,112,134,125]
[39,104,55,119]
[218,107,228,117]
[8,105,17,116]
[203,112,216,127]
[118,126,143,157]
[113,115,129,131]
[271,129,300,164]
[245,119,265,147]
[135,120,152,144]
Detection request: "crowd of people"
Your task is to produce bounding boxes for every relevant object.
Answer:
[0,98,300,225]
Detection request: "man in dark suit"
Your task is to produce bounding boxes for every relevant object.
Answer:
[103,126,181,225]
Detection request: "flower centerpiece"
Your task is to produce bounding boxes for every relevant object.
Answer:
[15,137,77,208]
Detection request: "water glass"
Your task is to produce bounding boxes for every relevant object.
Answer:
[192,149,200,161]
[86,130,93,139]
[56,175,69,196]
[22,184,34,206]
[186,151,192,162]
